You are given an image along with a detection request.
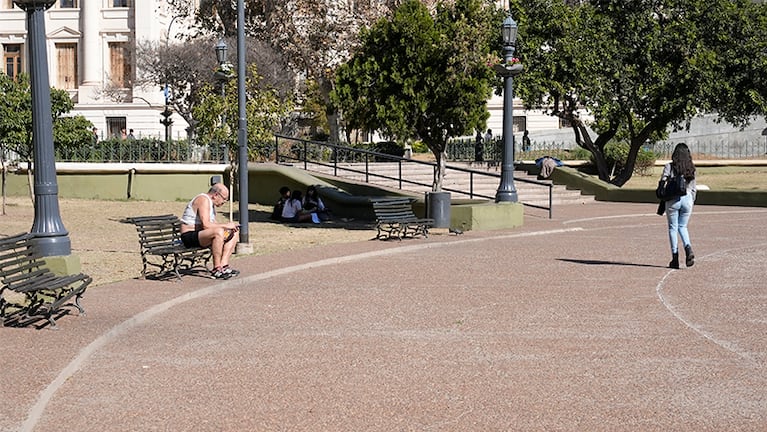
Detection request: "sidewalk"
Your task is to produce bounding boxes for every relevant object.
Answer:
[2,201,766,431]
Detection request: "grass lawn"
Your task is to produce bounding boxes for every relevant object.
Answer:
[617,165,767,191]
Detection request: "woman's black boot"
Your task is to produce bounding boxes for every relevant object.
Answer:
[669,253,679,269]
[684,245,695,267]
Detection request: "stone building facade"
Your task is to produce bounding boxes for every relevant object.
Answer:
[0,0,189,140]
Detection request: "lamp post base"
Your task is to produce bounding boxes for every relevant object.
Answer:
[495,189,518,203]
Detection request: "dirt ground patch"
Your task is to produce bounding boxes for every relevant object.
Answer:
[1,196,376,286]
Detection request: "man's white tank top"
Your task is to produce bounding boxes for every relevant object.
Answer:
[180,193,215,227]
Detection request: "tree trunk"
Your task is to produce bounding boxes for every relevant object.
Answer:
[26,160,34,205]
[317,76,341,143]
[571,121,618,183]
[432,150,446,192]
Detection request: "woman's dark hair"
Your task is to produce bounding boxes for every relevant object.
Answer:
[290,190,303,202]
[306,185,317,197]
[671,143,696,180]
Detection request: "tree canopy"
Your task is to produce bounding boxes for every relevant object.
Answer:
[0,73,93,163]
[170,0,396,142]
[134,35,295,139]
[332,0,501,191]
[192,64,293,161]
[514,0,767,185]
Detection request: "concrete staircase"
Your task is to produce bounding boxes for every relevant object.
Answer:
[299,161,592,208]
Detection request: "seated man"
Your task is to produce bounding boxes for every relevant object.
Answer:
[180,183,240,279]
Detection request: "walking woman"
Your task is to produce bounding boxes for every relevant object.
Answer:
[661,143,697,269]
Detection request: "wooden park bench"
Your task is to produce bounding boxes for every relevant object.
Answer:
[0,233,91,329]
[126,215,211,280]
[371,198,434,240]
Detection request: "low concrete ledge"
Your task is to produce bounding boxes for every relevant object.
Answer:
[451,202,524,232]
[551,166,767,207]
[42,254,82,277]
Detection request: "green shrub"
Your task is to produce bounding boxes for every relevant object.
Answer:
[603,142,629,171]
[411,140,429,153]
[373,141,405,161]
[634,147,657,176]
[567,146,592,160]
[597,141,657,175]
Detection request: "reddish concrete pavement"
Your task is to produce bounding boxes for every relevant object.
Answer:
[2,202,766,431]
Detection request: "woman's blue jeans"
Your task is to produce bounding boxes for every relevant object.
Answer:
[665,194,693,254]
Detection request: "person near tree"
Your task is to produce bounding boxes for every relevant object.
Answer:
[660,143,697,269]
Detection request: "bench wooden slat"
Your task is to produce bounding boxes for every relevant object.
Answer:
[0,233,91,328]
[126,215,211,280]
[370,198,434,240]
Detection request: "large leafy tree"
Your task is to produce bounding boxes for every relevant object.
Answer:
[173,0,396,142]
[332,0,500,191]
[0,73,93,163]
[134,35,294,139]
[514,0,767,186]
[192,64,293,161]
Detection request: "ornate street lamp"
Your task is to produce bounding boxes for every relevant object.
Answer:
[161,16,181,144]
[494,14,523,203]
[14,0,71,256]
[214,39,230,164]
[215,39,228,65]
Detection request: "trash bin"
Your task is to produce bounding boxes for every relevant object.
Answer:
[426,191,451,228]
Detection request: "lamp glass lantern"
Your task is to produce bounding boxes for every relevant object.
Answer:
[502,15,518,46]
[215,39,228,65]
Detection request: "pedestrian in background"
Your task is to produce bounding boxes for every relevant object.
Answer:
[474,129,484,162]
[661,143,697,269]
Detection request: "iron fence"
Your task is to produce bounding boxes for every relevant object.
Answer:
[52,138,229,163]
[447,134,767,162]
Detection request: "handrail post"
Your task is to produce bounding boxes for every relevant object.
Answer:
[274,136,279,163]
[303,141,308,170]
[398,160,403,190]
[549,184,553,219]
[365,154,369,183]
[333,143,338,176]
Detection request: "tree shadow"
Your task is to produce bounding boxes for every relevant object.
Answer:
[557,258,667,269]
[235,209,374,232]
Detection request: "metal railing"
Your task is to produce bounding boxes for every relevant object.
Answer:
[275,134,553,218]
[52,139,228,163]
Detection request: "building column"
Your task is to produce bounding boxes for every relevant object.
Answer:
[79,0,100,98]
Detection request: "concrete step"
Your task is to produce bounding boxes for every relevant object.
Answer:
[301,161,592,208]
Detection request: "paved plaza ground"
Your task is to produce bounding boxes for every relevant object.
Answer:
[1,200,766,431]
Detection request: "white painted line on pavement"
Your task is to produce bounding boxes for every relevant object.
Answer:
[655,244,767,366]
[565,208,767,225]
[19,227,583,432]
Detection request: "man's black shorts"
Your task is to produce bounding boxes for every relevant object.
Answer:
[180,231,201,248]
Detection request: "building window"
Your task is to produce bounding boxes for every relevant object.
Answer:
[112,0,128,7]
[56,43,78,89]
[559,117,572,129]
[513,116,527,134]
[59,0,77,7]
[106,117,127,139]
[3,44,23,79]
[108,42,131,88]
